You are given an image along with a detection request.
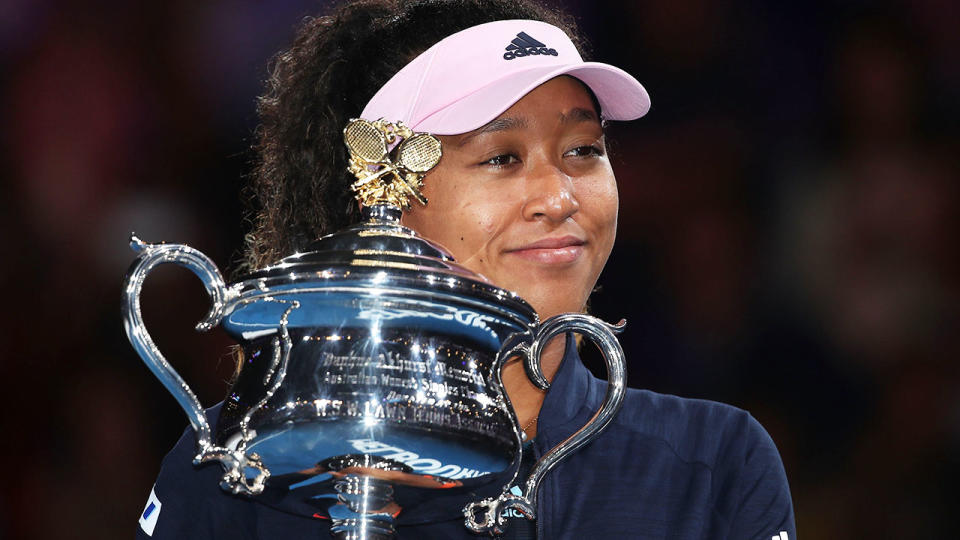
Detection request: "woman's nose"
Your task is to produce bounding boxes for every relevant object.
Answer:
[521,164,580,222]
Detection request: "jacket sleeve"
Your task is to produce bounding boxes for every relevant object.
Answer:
[135,422,256,539]
[723,414,797,540]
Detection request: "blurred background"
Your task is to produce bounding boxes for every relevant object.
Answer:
[1,0,957,537]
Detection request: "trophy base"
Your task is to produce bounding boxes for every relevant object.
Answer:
[327,455,405,539]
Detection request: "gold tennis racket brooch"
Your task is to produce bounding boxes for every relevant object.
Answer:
[344,119,442,209]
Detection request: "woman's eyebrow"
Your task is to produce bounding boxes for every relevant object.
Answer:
[560,107,600,124]
[456,116,528,147]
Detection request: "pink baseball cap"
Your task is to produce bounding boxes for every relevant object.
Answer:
[360,19,651,135]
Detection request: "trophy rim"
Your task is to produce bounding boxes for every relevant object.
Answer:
[221,265,537,335]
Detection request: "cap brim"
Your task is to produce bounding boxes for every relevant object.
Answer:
[413,62,651,135]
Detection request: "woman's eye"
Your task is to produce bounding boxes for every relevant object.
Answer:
[481,154,519,167]
[564,145,604,158]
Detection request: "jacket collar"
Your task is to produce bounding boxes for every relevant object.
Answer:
[537,333,596,436]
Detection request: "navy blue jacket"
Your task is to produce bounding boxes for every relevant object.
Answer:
[138,340,796,539]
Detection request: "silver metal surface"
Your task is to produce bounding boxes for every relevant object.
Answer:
[326,456,407,539]
[121,234,270,495]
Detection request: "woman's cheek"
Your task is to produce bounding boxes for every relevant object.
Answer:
[476,211,498,235]
[600,173,620,219]
[586,178,619,254]
[454,181,505,236]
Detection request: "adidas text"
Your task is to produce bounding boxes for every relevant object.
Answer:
[504,47,558,60]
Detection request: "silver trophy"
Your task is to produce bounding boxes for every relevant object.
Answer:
[122,119,627,538]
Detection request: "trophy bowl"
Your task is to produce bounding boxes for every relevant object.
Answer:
[123,205,626,538]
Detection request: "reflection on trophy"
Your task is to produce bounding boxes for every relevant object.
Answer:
[122,119,627,539]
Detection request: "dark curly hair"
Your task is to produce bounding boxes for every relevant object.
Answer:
[244,0,587,271]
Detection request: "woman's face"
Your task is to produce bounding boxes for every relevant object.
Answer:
[402,76,618,319]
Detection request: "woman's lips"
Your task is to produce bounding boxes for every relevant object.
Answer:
[506,236,585,264]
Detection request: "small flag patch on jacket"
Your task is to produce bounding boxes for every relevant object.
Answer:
[139,487,162,536]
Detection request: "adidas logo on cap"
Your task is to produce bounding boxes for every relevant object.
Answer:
[503,31,558,60]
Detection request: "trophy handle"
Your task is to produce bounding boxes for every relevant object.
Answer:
[121,234,269,494]
[464,314,627,534]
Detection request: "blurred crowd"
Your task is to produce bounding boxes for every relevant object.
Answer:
[1,0,957,538]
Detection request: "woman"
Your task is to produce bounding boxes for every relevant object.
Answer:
[140,1,796,538]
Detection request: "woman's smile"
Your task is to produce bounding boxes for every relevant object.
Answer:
[504,235,586,264]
